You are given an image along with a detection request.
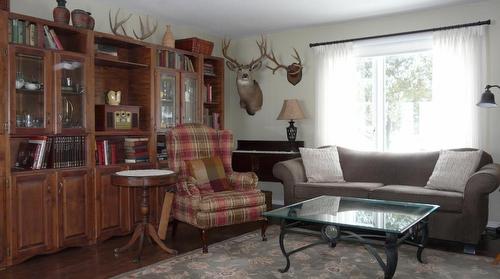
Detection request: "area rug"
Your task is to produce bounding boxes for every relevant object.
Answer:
[115,226,500,279]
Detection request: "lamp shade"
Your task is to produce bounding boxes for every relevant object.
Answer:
[477,88,497,108]
[277,99,305,120]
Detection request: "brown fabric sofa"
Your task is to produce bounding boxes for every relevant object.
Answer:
[273,147,500,247]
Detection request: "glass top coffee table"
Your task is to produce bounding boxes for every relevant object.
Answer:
[264,195,439,279]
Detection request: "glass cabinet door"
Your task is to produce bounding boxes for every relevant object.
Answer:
[182,74,199,124]
[10,47,51,134]
[55,54,86,132]
[157,70,178,129]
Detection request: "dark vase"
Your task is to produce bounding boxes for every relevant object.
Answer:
[86,12,95,30]
[53,0,70,24]
[71,9,88,29]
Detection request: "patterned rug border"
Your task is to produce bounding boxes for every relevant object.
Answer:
[112,227,268,278]
[114,225,498,278]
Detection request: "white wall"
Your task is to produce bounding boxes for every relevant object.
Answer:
[227,0,500,221]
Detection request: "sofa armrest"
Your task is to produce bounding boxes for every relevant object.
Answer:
[227,171,259,191]
[272,157,307,205]
[176,176,201,197]
[461,163,500,243]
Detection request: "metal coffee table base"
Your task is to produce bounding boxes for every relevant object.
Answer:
[278,218,429,279]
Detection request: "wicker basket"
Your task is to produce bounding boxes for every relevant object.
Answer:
[175,37,214,56]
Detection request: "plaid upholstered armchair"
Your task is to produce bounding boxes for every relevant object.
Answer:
[166,124,267,253]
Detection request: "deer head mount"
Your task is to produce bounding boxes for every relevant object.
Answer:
[266,48,304,85]
[222,36,267,115]
[108,9,158,41]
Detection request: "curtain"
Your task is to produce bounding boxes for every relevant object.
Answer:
[430,26,487,149]
[313,43,361,147]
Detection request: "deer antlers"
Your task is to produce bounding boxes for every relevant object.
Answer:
[222,35,267,69]
[109,9,132,36]
[133,15,158,40]
[266,48,303,75]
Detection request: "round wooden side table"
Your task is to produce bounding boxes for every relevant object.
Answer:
[111,169,178,262]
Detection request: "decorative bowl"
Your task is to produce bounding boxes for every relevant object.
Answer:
[24,82,41,90]
[15,79,25,89]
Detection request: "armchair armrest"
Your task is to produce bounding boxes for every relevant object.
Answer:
[272,157,306,205]
[461,163,500,244]
[227,171,259,191]
[176,176,201,196]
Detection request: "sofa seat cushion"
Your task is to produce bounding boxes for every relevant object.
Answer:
[369,185,463,212]
[294,182,384,200]
[198,190,266,212]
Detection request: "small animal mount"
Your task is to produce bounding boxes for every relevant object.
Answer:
[133,15,158,41]
[222,36,267,115]
[109,9,132,37]
[266,48,304,85]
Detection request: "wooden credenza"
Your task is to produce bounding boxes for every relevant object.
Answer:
[232,140,304,182]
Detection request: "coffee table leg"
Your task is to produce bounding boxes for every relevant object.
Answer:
[417,218,429,263]
[385,233,398,279]
[278,221,291,273]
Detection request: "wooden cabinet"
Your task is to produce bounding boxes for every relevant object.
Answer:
[9,173,55,264]
[56,169,92,247]
[0,176,5,268]
[95,166,130,241]
[9,46,52,135]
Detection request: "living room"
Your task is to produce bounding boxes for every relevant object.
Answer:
[1,0,500,278]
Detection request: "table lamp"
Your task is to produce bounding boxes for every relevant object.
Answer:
[277,99,305,142]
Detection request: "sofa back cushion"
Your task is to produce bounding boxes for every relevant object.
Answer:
[337,147,492,186]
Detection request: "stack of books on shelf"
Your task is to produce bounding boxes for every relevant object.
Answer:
[184,56,195,72]
[8,19,38,47]
[95,43,118,57]
[156,141,167,161]
[203,110,220,130]
[203,63,215,76]
[42,25,64,50]
[15,136,86,170]
[124,137,149,163]
[95,138,125,166]
[157,50,195,72]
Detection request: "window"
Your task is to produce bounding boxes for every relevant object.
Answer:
[355,51,433,152]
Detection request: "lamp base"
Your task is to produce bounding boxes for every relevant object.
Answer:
[286,120,297,142]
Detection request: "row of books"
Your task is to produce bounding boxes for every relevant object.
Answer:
[204,63,215,76]
[157,50,195,72]
[203,110,220,130]
[203,83,214,103]
[15,136,86,170]
[96,138,150,165]
[125,138,149,163]
[8,19,64,50]
[156,141,167,161]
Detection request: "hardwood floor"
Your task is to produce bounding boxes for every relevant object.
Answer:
[0,222,498,279]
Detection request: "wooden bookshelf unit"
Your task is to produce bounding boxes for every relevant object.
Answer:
[0,9,226,268]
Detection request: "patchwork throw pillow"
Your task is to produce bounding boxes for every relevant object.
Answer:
[187,156,232,193]
[425,150,483,193]
[299,146,345,183]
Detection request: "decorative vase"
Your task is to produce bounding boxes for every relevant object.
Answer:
[162,25,175,48]
[86,12,95,30]
[71,9,88,29]
[53,0,70,24]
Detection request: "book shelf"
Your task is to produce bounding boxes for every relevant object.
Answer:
[0,9,225,268]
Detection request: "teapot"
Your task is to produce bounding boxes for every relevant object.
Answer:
[106,90,121,106]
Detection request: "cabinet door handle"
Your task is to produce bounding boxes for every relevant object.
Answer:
[58,182,63,194]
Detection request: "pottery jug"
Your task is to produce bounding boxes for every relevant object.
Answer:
[53,0,70,24]
[106,90,121,106]
[87,12,95,30]
[162,25,175,48]
[71,9,88,29]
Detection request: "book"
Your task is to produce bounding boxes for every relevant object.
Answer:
[12,19,18,43]
[49,29,64,50]
[28,23,37,46]
[43,25,56,49]
[18,20,25,44]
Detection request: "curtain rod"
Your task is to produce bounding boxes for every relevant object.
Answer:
[309,20,491,48]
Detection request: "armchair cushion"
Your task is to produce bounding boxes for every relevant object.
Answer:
[187,156,232,193]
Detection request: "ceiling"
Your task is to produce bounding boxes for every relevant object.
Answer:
[101,0,480,37]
